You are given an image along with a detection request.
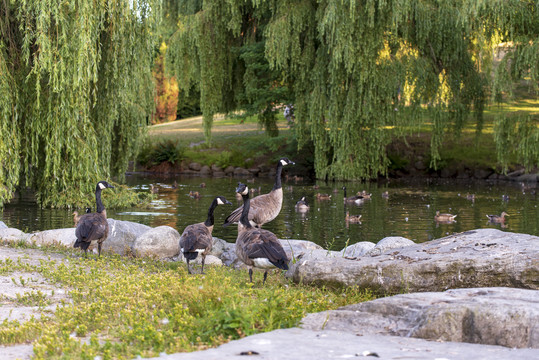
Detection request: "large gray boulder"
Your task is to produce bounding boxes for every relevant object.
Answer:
[0,228,28,242]
[340,241,375,258]
[104,219,151,256]
[366,236,414,256]
[301,287,539,349]
[288,229,539,292]
[27,228,76,247]
[149,328,539,360]
[132,226,180,259]
[0,221,8,229]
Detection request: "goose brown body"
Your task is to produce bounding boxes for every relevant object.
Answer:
[235,183,289,284]
[224,158,294,228]
[180,196,231,274]
[74,181,114,257]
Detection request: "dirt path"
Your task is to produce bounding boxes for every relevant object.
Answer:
[0,246,70,360]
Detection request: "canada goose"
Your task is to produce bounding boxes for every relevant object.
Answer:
[235,183,289,284]
[345,212,362,223]
[172,181,179,189]
[486,212,509,223]
[72,207,92,227]
[150,184,158,194]
[342,186,363,204]
[200,182,206,188]
[74,181,114,257]
[381,191,389,199]
[502,194,510,201]
[434,211,457,222]
[224,157,295,228]
[295,196,309,211]
[466,193,475,201]
[180,196,232,274]
[312,184,320,189]
[189,191,201,199]
[316,193,331,200]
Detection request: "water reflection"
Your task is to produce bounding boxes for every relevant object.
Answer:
[1,175,537,250]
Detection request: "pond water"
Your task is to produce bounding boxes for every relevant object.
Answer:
[1,174,537,251]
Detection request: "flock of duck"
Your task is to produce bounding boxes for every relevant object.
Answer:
[72,156,512,284]
[72,158,295,285]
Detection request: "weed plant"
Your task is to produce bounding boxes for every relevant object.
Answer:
[0,243,373,359]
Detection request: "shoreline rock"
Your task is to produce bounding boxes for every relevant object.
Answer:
[287,229,539,292]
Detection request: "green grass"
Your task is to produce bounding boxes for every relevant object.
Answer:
[0,241,373,359]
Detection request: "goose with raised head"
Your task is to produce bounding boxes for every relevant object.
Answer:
[434,211,457,222]
[235,183,289,285]
[342,186,364,204]
[486,211,509,223]
[180,196,232,274]
[224,157,295,228]
[74,181,114,257]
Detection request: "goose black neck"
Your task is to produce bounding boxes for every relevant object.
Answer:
[95,188,105,213]
[239,193,252,229]
[343,187,347,198]
[273,162,284,191]
[204,198,219,227]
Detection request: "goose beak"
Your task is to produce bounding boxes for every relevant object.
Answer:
[225,200,233,205]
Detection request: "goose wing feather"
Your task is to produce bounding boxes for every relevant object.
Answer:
[241,229,289,270]
[224,189,283,226]
[179,223,212,252]
[75,213,108,242]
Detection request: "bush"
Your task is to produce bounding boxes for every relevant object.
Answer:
[138,140,185,166]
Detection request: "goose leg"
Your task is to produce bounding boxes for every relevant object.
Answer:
[201,255,206,274]
[98,242,102,257]
[249,268,253,283]
[263,270,268,285]
[186,259,192,274]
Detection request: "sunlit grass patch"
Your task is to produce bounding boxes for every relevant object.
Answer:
[0,244,373,359]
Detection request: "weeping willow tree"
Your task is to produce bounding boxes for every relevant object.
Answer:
[166,0,290,143]
[167,0,537,180]
[0,0,159,207]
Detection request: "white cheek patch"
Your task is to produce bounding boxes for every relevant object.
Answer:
[99,183,106,190]
[217,198,224,205]
[241,188,249,195]
[280,159,287,165]
[195,249,205,253]
[253,258,275,269]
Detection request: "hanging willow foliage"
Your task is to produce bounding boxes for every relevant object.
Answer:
[0,0,159,207]
[167,0,537,180]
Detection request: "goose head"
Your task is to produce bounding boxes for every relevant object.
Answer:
[236,182,249,196]
[97,181,114,191]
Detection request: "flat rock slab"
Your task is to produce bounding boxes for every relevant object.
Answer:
[150,328,539,360]
[288,229,539,292]
[302,287,539,349]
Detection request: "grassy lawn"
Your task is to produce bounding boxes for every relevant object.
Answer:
[145,91,538,175]
[0,241,372,359]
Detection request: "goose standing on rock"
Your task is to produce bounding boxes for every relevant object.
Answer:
[180,196,232,274]
[235,183,289,285]
[74,181,114,257]
[224,157,295,228]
